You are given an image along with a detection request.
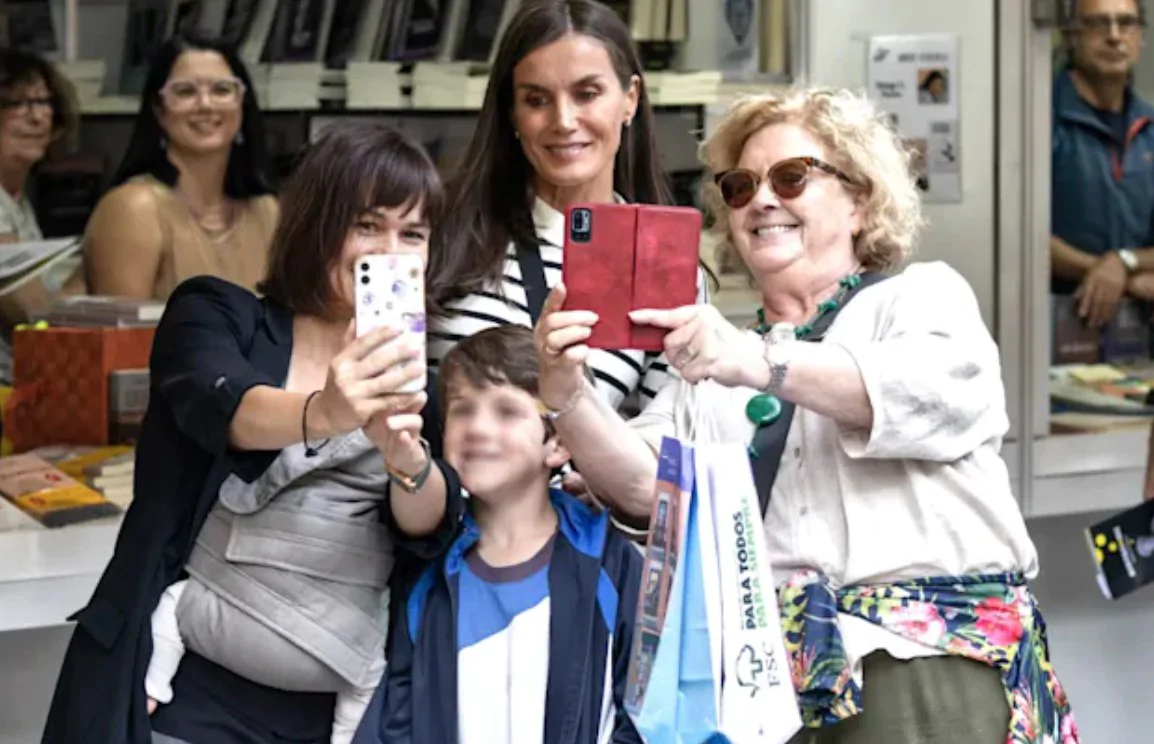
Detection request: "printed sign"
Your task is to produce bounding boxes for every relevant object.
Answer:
[866,34,962,203]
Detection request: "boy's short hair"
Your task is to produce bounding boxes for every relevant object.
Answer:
[437,326,595,431]
[438,325,541,410]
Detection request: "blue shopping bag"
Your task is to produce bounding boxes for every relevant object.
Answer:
[625,437,722,744]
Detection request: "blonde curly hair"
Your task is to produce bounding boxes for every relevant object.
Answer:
[699,87,926,273]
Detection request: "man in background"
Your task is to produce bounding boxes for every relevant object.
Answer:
[1052,0,1154,329]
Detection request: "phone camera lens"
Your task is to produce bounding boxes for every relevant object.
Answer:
[360,275,370,285]
[360,262,369,272]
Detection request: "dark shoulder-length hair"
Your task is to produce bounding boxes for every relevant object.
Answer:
[259,120,444,321]
[428,0,671,308]
[111,33,271,199]
[0,48,79,146]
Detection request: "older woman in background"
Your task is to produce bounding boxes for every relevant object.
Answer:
[0,48,75,242]
[0,48,79,382]
[534,88,1078,744]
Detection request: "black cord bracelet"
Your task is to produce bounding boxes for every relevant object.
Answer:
[302,390,331,458]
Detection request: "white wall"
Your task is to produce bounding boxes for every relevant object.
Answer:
[1132,0,1154,100]
[804,0,997,327]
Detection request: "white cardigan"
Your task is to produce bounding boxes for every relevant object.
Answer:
[629,261,1038,676]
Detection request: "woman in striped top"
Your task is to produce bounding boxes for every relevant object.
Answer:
[427,0,706,413]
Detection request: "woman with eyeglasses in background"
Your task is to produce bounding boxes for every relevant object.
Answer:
[0,48,81,382]
[83,33,277,300]
[0,49,76,244]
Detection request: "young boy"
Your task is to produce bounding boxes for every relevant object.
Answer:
[356,325,645,744]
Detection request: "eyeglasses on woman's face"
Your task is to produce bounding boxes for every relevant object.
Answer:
[159,77,246,111]
[713,156,853,209]
[0,96,53,117]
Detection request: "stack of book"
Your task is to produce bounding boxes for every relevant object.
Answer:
[71,451,135,509]
[56,60,108,110]
[644,71,723,106]
[0,453,122,528]
[35,445,136,509]
[345,62,406,109]
[1051,295,1153,366]
[34,295,164,329]
[410,63,489,110]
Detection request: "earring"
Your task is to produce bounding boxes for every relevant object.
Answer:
[514,130,521,140]
[235,131,244,145]
[624,118,632,128]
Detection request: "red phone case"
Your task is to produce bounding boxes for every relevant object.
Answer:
[562,203,701,351]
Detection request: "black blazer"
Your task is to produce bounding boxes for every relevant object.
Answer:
[41,276,459,744]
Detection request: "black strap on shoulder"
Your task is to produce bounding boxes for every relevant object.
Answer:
[515,240,549,325]
[750,271,890,516]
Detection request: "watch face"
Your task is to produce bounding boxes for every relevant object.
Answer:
[1120,250,1139,270]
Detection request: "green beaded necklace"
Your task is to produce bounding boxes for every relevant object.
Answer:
[744,272,863,436]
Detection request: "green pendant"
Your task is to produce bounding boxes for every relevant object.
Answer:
[745,393,782,427]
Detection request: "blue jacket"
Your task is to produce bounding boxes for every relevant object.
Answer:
[354,491,645,744]
[1052,68,1154,293]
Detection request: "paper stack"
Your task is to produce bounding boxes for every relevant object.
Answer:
[56,60,107,108]
[345,62,407,110]
[254,62,327,110]
[644,71,723,106]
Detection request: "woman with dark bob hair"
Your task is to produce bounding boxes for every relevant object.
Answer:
[82,32,277,300]
[427,0,706,434]
[43,121,460,744]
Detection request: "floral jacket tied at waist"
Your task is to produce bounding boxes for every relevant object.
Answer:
[779,571,1079,744]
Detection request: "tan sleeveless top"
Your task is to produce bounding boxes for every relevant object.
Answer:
[129,174,278,300]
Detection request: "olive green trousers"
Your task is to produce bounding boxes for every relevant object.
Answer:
[787,652,1011,744]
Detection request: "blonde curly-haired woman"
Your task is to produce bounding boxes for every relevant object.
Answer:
[530,87,1079,744]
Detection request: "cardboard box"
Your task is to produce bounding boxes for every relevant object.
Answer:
[7,326,154,452]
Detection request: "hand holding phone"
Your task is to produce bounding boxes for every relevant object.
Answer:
[561,203,701,351]
[354,253,427,393]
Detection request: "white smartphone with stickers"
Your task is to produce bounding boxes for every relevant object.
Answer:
[354,253,427,393]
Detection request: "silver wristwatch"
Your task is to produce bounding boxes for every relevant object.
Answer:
[1117,248,1139,273]
[762,324,795,394]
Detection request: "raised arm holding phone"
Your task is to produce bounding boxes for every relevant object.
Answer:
[44,122,459,744]
[428,0,707,419]
[537,87,1076,744]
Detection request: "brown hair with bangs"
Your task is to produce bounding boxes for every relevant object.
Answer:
[438,326,542,414]
[437,325,593,436]
[259,120,444,319]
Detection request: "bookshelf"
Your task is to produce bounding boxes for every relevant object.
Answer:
[70,74,790,117]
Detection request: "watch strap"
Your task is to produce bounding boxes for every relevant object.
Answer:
[387,439,433,493]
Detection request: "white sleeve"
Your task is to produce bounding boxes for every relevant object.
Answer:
[0,205,16,237]
[832,262,1010,462]
[629,376,681,452]
[332,685,377,744]
[145,580,189,705]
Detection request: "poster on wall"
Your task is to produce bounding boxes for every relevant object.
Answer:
[866,34,961,204]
